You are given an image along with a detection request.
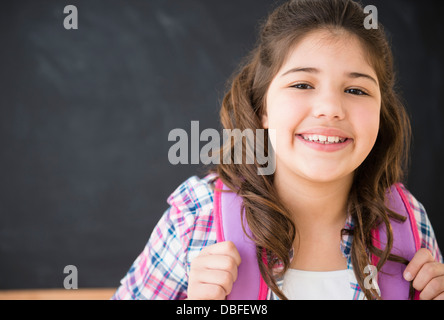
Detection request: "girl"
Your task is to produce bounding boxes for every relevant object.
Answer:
[113,0,443,300]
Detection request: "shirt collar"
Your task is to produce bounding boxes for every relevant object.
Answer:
[340,214,354,259]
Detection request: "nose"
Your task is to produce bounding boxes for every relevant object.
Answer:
[311,90,346,121]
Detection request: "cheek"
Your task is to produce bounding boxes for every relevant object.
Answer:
[266,94,309,129]
[351,105,380,149]
[267,97,308,150]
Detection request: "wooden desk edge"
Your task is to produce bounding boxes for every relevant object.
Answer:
[0,288,117,300]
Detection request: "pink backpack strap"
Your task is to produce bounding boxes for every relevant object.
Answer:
[213,179,268,300]
[371,183,421,300]
[214,179,420,300]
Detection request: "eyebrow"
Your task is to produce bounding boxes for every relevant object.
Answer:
[280,67,378,86]
[281,67,319,77]
[347,72,378,86]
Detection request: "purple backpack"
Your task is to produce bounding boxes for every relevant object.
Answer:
[213,179,421,300]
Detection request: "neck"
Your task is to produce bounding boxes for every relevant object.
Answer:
[274,170,353,235]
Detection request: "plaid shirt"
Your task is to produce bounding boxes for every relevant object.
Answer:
[112,174,443,300]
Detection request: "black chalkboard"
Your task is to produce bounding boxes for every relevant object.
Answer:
[0,0,443,290]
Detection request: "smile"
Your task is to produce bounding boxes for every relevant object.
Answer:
[296,134,352,152]
[299,134,348,144]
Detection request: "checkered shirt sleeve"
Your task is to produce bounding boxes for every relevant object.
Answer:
[112,175,217,300]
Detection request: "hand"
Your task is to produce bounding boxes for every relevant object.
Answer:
[403,248,444,300]
[187,241,241,300]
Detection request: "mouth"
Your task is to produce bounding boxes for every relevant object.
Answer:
[296,134,349,145]
[295,133,353,152]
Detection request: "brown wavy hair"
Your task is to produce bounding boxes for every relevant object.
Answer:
[211,0,412,300]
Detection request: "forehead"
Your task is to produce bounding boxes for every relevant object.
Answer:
[280,29,377,78]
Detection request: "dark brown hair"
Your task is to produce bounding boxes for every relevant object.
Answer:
[212,0,412,300]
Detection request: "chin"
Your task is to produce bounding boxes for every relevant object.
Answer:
[302,173,344,184]
[297,165,352,184]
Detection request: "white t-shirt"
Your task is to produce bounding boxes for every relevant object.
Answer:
[282,269,358,300]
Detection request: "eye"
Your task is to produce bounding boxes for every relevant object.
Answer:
[345,88,369,96]
[291,83,314,90]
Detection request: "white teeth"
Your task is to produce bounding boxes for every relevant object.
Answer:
[301,134,346,144]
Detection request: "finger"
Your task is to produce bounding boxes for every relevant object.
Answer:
[403,248,435,282]
[196,269,235,296]
[200,241,242,266]
[188,283,226,300]
[194,254,239,282]
[433,291,444,300]
[419,275,444,300]
[413,261,444,291]
[412,261,443,291]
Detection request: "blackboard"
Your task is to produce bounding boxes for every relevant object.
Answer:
[1,0,443,290]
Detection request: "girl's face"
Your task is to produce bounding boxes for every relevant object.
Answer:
[263,29,381,184]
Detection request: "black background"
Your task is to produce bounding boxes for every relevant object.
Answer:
[1,0,443,290]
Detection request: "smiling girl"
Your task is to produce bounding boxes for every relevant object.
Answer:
[113,0,443,300]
